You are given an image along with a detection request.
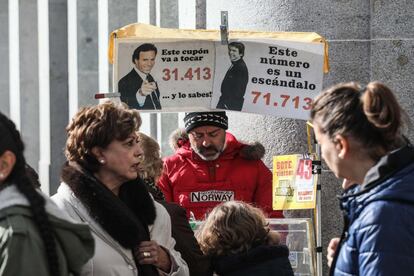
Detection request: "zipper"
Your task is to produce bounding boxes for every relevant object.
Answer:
[329,205,350,276]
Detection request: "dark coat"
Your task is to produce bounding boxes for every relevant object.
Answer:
[217,58,248,111]
[142,177,212,275]
[118,69,161,110]
[212,245,294,276]
[159,201,213,276]
[331,144,414,276]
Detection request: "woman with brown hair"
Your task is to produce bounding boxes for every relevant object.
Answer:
[196,201,293,276]
[311,81,414,275]
[52,101,188,276]
[0,111,94,275]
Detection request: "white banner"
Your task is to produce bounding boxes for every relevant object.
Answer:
[114,38,324,119]
[212,40,324,120]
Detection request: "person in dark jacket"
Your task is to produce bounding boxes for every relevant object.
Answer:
[137,132,213,276]
[196,201,293,276]
[216,42,249,111]
[0,111,94,276]
[310,81,414,276]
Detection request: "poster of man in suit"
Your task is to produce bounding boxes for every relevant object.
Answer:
[115,39,215,112]
[118,43,161,110]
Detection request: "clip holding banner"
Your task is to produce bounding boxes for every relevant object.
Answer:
[220,11,228,45]
[312,160,322,175]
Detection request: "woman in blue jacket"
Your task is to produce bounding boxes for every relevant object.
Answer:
[310,81,414,275]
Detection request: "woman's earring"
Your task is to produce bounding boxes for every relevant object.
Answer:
[0,172,4,179]
[99,159,106,164]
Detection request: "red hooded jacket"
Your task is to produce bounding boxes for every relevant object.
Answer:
[157,131,283,220]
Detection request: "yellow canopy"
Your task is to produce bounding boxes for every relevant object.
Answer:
[108,23,329,73]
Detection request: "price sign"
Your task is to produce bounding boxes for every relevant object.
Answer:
[295,158,314,202]
[272,154,317,210]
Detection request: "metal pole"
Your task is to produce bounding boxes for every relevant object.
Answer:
[220,11,228,45]
[315,143,322,276]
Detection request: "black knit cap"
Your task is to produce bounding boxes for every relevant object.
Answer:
[184,112,228,133]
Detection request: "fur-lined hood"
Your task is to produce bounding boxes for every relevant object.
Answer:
[0,185,75,223]
[168,128,265,160]
[1,185,95,276]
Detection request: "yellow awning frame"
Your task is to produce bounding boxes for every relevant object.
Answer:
[108,23,329,73]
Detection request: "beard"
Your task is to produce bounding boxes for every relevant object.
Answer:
[194,145,223,161]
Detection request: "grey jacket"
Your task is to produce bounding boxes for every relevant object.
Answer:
[0,185,94,276]
[52,182,189,276]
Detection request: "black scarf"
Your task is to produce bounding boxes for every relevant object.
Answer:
[61,163,158,275]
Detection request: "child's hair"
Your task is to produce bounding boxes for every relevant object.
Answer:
[311,81,409,161]
[196,201,270,257]
[0,112,59,275]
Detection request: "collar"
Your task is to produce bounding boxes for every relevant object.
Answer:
[0,185,30,210]
[339,143,414,202]
[362,144,414,190]
[134,67,148,80]
[231,58,243,64]
[0,184,75,223]
[213,245,289,274]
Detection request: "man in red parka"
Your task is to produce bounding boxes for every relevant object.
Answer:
[157,111,283,220]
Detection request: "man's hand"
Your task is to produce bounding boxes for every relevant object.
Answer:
[139,80,157,96]
[327,237,340,267]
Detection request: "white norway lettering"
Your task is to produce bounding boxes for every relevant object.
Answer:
[190,190,235,202]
